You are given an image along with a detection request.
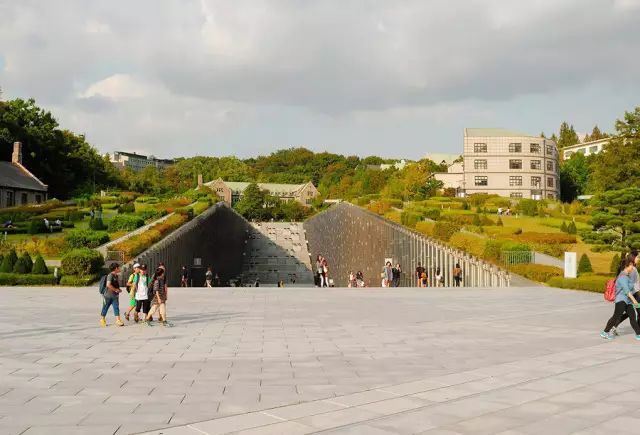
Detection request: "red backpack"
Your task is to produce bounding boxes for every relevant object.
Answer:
[604,278,616,302]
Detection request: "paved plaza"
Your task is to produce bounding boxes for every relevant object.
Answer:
[1,286,640,435]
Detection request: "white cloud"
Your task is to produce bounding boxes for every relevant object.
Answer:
[79,74,161,100]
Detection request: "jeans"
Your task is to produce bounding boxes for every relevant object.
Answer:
[101,294,120,317]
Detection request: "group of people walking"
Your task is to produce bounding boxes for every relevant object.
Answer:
[602,250,640,340]
[414,262,463,287]
[100,261,172,327]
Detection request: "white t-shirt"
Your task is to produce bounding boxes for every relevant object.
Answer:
[136,278,149,300]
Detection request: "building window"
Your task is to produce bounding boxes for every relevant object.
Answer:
[546,144,554,155]
[474,159,487,170]
[6,191,14,207]
[474,143,487,153]
[547,193,555,199]
[509,143,522,153]
[510,192,523,199]
[589,146,599,154]
[578,149,586,154]
[21,193,28,205]
[509,160,522,169]
[509,176,523,186]
[565,151,573,158]
[530,160,541,170]
[547,177,554,188]
[474,176,488,186]
[530,143,541,153]
[306,199,312,205]
[531,176,541,187]
[546,160,554,171]
[35,195,42,204]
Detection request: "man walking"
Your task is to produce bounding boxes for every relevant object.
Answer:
[100,263,124,327]
[180,266,189,287]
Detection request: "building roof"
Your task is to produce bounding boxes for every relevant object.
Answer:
[208,179,309,195]
[114,151,175,163]
[0,162,48,192]
[562,137,611,151]
[464,128,533,138]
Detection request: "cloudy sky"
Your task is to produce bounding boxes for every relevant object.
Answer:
[1,0,639,159]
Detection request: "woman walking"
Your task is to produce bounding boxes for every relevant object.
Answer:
[453,263,463,287]
[383,261,393,288]
[435,267,444,287]
[134,264,151,322]
[602,258,640,340]
[145,267,172,327]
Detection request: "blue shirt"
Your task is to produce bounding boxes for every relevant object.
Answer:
[615,272,635,304]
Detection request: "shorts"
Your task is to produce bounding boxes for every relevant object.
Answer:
[129,297,136,307]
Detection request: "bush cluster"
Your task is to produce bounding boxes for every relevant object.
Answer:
[513,232,577,244]
[61,248,104,276]
[509,264,563,282]
[433,221,461,242]
[64,229,110,249]
[0,273,58,286]
[415,221,434,237]
[400,210,422,228]
[112,213,188,260]
[59,273,101,286]
[547,275,610,293]
[117,202,136,214]
[107,215,145,232]
[136,209,167,221]
[448,233,486,258]
[89,217,107,231]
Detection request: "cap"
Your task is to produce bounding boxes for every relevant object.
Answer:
[133,263,141,269]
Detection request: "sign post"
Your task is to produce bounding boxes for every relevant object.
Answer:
[564,252,577,278]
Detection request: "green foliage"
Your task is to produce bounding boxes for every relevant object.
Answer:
[423,208,441,221]
[61,248,104,276]
[566,221,577,235]
[28,219,48,234]
[560,153,590,202]
[518,199,539,217]
[496,217,503,226]
[89,217,107,231]
[578,253,594,274]
[20,252,33,273]
[0,273,58,286]
[117,202,136,214]
[472,214,482,226]
[556,121,580,149]
[583,125,609,142]
[32,255,48,274]
[107,215,145,232]
[590,187,640,249]
[432,221,460,242]
[400,211,422,228]
[560,221,568,232]
[547,275,610,293]
[610,253,621,274]
[234,183,269,220]
[509,264,563,283]
[12,256,31,274]
[64,229,110,249]
[59,273,101,286]
[0,250,17,273]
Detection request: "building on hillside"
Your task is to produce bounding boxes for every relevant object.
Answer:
[561,137,609,160]
[434,128,560,200]
[424,153,461,166]
[0,142,48,208]
[366,160,408,171]
[205,179,319,206]
[110,151,175,172]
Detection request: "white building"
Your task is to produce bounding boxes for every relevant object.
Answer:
[434,128,560,200]
[562,137,609,160]
[110,151,175,172]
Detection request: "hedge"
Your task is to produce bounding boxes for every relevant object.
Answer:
[107,215,145,232]
[112,213,189,260]
[136,209,167,221]
[415,221,435,237]
[546,274,611,293]
[509,264,563,283]
[433,221,461,242]
[59,273,101,286]
[514,232,577,244]
[65,229,110,249]
[61,248,104,276]
[0,273,58,286]
[449,233,486,258]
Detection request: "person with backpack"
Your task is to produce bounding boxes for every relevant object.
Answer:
[453,264,463,287]
[601,258,640,340]
[145,266,172,327]
[610,251,640,335]
[124,263,140,322]
[134,264,152,323]
[100,263,124,327]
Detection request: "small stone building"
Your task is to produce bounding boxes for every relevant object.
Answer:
[0,142,48,208]
[205,179,319,206]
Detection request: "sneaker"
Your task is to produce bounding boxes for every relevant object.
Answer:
[161,321,173,327]
[600,331,613,340]
[115,319,125,327]
[636,335,640,341]
[99,318,107,327]
[144,320,152,327]
[125,312,130,321]
[134,313,139,323]
[611,327,619,336]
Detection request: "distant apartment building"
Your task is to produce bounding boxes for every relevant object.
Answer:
[562,137,609,160]
[110,151,175,172]
[434,128,560,200]
[205,179,319,206]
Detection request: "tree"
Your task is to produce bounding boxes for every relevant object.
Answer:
[32,255,48,274]
[0,250,17,273]
[567,221,577,235]
[556,122,580,149]
[591,188,640,249]
[559,153,590,202]
[610,253,621,274]
[583,125,609,142]
[589,106,640,193]
[560,221,568,233]
[234,183,268,220]
[578,253,593,274]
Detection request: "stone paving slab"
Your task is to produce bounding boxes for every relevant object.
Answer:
[0,286,638,434]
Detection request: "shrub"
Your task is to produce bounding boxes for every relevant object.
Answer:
[13,256,30,274]
[514,232,577,244]
[0,250,17,273]
[472,214,482,226]
[401,211,422,228]
[384,211,401,224]
[65,229,110,249]
[547,275,610,293]
[415,221,435,237]
[137,209,167,221]
[107,215,145,232]
[89,217,107,231]
[513,228,523,235]
[560,221,568,233]
[117,202,136,214]
[518,199,539,216]
[567,221,577,235]
[449,233,486,258]
[496,217,503,227]
[480,215,494,226]
[18,252,33,273]
[65,209,86,222]
[136,196,160,204]
[433,221,461,242]
[175,207,195,220]
[423,208,441,221]
[28,219,48,234]
[59,273,101,286]
[483,240,505,261]
[193,201,210,216]
[61,248,104,276]
[32,255,48,274]
[578,253,593,274]
[509,264,563,283]
[0,273,58,286]
[610,253,621,273]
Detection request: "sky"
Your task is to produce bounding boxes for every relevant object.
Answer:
[1,0,639,160]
